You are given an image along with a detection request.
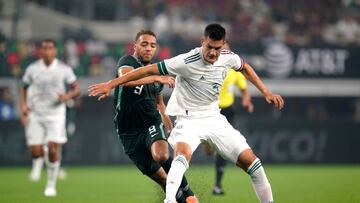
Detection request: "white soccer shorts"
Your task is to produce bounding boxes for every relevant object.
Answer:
[25,114,67,146]
[168,111,250,163]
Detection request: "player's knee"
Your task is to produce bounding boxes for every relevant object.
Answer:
[30,146,43,158]
[153,151,169,164]
[236,149,258,171]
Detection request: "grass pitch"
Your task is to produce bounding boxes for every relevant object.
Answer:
[1,165,359,203]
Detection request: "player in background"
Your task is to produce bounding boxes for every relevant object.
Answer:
[88,24,284,203]
[111,30,197,203]
[208,42,254,196]
[20,39,80,197]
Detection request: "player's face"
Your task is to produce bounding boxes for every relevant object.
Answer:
[40,42,57,64]
[134,34,157,64]
[201,37,225,64]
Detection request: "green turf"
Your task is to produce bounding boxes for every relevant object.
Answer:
[1,165,359,203]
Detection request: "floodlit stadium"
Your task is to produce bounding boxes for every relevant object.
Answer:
[0,0,359,203]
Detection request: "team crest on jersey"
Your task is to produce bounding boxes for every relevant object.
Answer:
[212,83,221,94]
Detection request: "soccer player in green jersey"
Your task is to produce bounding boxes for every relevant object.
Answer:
[112,30,197,203]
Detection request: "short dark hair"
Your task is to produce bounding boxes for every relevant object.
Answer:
[135,30,157,41]
[204,23,226,40]
[41,38,56,46]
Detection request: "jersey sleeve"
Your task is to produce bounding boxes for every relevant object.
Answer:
[156,53,189,77]
[116,55,136,76]
[231,54,245,71]
[64,66,77,84]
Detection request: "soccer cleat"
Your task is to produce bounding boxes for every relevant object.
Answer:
[212,186,225,195]
[186,195,199,203]
[29,171,41,182]
[44,187,57,197]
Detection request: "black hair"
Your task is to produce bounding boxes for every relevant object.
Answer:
[204,23,226,40]
[135,30,157,41]
[41,38,56,46]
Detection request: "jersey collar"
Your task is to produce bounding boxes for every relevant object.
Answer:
[41,58,58,69]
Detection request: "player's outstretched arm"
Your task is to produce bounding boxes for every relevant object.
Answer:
[240,63,284,109]
[88,63,160,100]
[124,76,175,88]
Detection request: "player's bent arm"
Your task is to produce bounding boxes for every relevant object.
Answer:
[156,94,173,133]
[120,67,173,87]
[240,88,254,113]
[239,63,284,109]
[108,64,160,89]
[239,63,272,97]
[19,86,30,126]
[20,86,30,115]
[68,82,80,98]
[88,64,160,100]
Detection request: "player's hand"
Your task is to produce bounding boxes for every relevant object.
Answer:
[265,93,284,110]
[58,93,70,102]
[242,99,254,113]
[242,94,254,113]
[21,104,31,116]
[20,114,29,126]
[157,76,175,88]
[88,81,112,101]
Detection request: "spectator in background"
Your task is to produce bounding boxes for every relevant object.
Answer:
[335,12,360,45]
[0,87,16,120]
[285,11,310,45]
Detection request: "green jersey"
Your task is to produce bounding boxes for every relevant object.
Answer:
[114,55,163,137]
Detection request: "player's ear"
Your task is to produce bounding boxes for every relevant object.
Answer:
[200,36,205,45]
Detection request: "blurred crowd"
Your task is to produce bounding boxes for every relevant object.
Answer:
[0,40,172,78]
[29,0,360,45]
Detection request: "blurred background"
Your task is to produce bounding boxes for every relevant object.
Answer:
[0,0,359,166]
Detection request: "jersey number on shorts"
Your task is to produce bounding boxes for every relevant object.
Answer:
[134,85,144,95]
[148,125,156,134]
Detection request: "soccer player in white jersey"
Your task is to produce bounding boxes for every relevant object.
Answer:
[20,39,80,197]
[89,23,284,203]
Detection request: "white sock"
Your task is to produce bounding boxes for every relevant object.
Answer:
[247,158,273,203]
[46,161,60,189]
[30,157,44,180]
[164,155,189,203]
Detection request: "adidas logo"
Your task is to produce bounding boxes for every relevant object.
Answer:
[199,76,206,81]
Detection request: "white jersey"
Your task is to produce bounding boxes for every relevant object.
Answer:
[157,47,245,116]
[22,59,77,119]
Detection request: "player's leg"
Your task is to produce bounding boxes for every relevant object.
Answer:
[213,114,273,203]
[236,149,273,203]
[28,145,44,181]
[164,142,193,203]
[213,107,234,195]
[25,115,45,181]
[213,153,227,195]
[43,119,67,197]
[44,141,61,197]
[148,123,195,198]
[147,167,188,203]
